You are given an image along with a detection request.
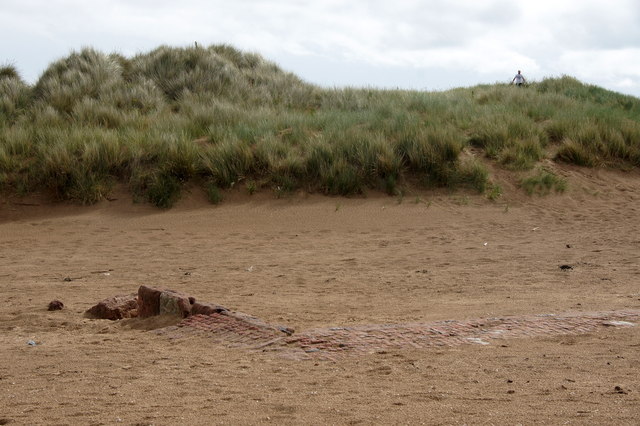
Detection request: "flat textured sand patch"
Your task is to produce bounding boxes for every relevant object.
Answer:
[1,168,639,424]
[165,309,639,361]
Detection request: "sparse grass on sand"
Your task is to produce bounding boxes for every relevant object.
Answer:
[520,168,567,196]
[1,46,639,206]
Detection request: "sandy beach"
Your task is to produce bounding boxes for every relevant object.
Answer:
[1,166,639,425]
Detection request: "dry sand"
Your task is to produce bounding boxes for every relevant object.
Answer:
[1,166,639,425]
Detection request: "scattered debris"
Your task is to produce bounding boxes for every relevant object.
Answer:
[614,386,628,394]
[602,320,635,327]
[27,340,36,346]
[88,288,640,361]
[191,301,228,316]
[277,326,295,336]
[47,300,64,311]
[466,337,490,345]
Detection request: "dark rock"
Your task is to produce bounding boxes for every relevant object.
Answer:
[191,302,228,316]
[138,286,195,318]
[137,286,163,318]
[277,325,295,335]
[559,264,573,270]
[86,294,138,320]
[48,300,64,311]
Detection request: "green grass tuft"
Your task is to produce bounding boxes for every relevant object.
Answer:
[486,183,503,201]
[520,169,567,196]
[206,181,224,204]
[145,172,182,208]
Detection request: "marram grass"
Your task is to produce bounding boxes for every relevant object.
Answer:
[0,46,639,207]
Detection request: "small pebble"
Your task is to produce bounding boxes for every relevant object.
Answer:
[48,300,64,311]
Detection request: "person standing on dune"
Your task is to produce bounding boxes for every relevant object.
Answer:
[512,70,526,86]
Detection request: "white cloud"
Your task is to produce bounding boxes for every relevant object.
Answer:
[555,48,640,93]
[0,0,638,96]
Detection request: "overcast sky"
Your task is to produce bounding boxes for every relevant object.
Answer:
[2,0,639,97]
